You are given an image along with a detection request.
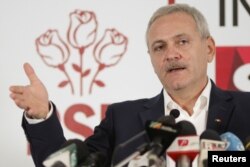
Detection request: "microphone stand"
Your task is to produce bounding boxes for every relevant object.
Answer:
[176,155,192,167]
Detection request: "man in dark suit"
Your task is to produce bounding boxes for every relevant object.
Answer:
[10,3,250,167]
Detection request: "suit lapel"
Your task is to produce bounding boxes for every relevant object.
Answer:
[139,91,165,129]
[206,82,235,134]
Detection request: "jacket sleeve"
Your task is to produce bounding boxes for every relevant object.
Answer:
[22,102,66,167]
[84,104,115,167]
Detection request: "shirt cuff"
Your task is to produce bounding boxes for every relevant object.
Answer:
[24,102,54,124]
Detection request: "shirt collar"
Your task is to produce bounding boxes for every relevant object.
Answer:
[163,78,212,116]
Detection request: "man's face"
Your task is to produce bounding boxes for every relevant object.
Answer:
[147,12,215,94]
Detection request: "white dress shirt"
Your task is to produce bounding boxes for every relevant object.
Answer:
[164,79,211,167]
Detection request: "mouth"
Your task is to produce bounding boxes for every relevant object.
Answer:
[168,67,186,73]
[166,64,187,73]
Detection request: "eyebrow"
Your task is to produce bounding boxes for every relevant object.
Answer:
[174,33,189,39]
[150,33,189,48]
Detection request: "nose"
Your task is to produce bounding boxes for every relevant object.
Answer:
[164,45,181,61]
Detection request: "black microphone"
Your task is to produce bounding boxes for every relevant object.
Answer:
[113,114,177,167]
[146,115,178,166]
[170,109,180,119]
[175,120,197,135]
[114,113,176,152]
[200,129,221,141]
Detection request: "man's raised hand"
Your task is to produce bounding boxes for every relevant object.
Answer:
[9,63,49,119]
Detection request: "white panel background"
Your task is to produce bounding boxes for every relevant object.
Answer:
[0,0,250,166]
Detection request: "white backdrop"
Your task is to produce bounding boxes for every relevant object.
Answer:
[1,0,250,166]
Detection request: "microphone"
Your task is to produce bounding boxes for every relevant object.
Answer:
[167,120,199,167]
[220,132,245,151]
[170,109,180,119]
[198,129,227,167]
[244,136,250,151]
[43,139,89,167]
[146,116,178,166]
[175,120,197,135]
[112,114,177,167]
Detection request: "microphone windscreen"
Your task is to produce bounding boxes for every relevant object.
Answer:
[176,120,196,135]
[170,109,180,119]
[200,129,221,141]
[157,115,175,126]
[220,132,245,151]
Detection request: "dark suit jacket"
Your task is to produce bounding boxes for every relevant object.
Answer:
[22,82,250,167]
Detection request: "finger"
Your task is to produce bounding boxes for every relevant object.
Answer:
[10,93,25,102]
[10,94,28,110]
[23,63,41,84]
[9,86,25,94]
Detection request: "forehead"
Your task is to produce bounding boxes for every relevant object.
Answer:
[147,12,198,44]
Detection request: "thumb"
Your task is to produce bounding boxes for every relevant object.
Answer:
[23,63,41,84]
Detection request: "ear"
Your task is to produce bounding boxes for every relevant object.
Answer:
[206,36,216,63]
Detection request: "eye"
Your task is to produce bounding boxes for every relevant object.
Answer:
[175,37,191,50]
[178,39,189,45]
[153,44,166,52]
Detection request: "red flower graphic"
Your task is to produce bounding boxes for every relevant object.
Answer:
[93,28,128,67]
[67,9,97,50]
[89,28,128,93]
[67,10,98,96]
[36,29,70,67]
[35,10,128,96]
[36,29,75,94]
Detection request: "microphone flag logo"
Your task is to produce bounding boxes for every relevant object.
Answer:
[178,139,189,146]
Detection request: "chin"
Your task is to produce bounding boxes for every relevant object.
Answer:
[171,82,187,91]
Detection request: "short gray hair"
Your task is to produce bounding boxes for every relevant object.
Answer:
[146,4,210,43]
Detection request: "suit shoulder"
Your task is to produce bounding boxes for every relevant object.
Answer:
[108,92,162,111]
[110,97,153,108]
[220,90,250,105]
[227,90,250,98]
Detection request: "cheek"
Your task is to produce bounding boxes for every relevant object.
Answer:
[187,53,202,71]
[150,57,158,73]
[151,56,162,72]
[195,56,208,73]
